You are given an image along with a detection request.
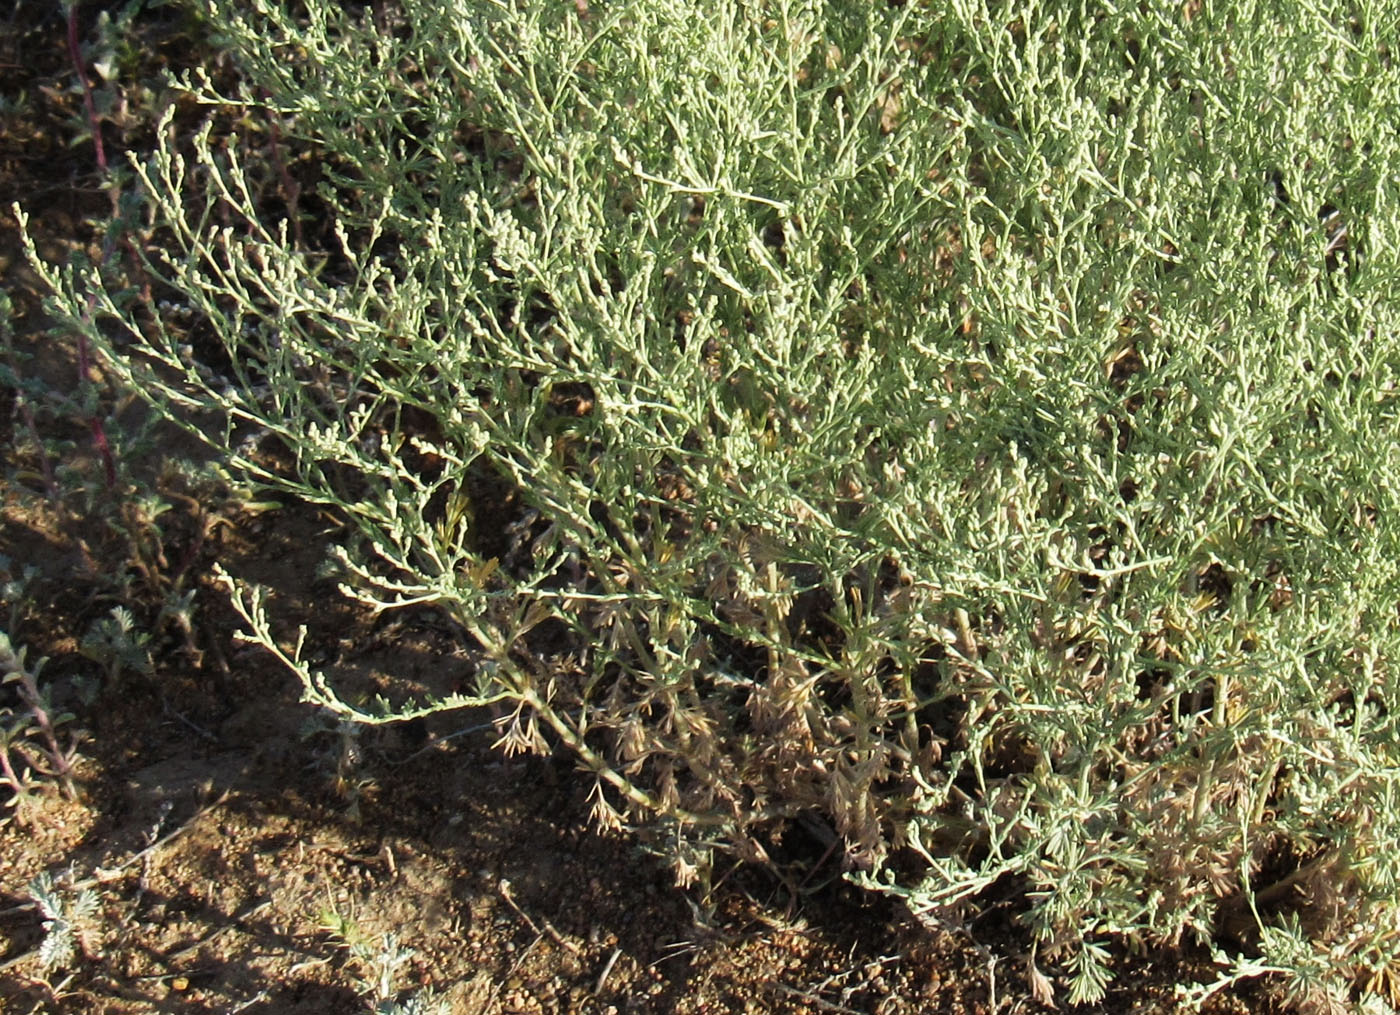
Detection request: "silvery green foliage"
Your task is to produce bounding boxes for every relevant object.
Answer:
[24,0,1400,1005]
[28,871,99,975]
[79,606,154,682]
[318,907,445,1012]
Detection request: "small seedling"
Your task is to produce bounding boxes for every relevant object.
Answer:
[28,869,101,976]
[316,904,446,1014]
[300,711,375,820]
[79,605,153,683]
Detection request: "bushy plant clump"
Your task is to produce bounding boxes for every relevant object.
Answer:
[25,0,1400,1006]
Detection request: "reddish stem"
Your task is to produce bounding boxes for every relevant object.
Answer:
[65,2,107,174]
[11,667,75,786]
[0,744,27,794]
[65,1,118,491]
[90,414,117,489]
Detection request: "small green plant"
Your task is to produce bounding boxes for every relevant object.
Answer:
[78,605,154,683]
[316,904,446,1015]
[27,869,101,978]
[299,711,374,819]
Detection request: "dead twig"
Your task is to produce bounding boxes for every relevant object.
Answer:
[594,945,622,995]
[497,878,582,955]
[771,982,866,1015]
